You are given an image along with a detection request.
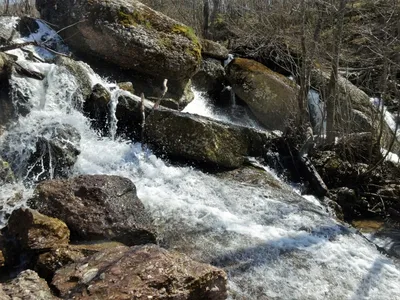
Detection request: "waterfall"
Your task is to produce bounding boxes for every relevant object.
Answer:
[1,18,400,300]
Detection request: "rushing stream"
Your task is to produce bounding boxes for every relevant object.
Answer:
[1,18,400,300]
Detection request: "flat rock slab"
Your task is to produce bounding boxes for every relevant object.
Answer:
[30,175,156,246]
[52,244,228,300]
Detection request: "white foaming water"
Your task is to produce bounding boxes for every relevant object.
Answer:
[1,18,400,300]
[184,89,265,130]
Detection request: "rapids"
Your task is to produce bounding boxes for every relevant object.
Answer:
[1,18,400,300]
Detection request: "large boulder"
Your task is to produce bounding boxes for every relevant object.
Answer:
[144,108,275,168]
[36,0,201,99]
[2,270,59,300]
[226,58,299,131]
[29,175,156,245]
[7,208,70,251]
[27,123,81,181]
[52,244,227,299]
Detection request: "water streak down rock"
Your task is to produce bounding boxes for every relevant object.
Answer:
[145,108,275,168]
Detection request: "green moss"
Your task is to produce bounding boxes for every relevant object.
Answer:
[171,24,201,61]
[117,8,152,29]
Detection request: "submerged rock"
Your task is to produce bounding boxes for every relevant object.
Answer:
[52,244,228,299]
[226,58,299,131]
[54,56,93,102]
[30,175,156,245]
[215,165,285,190]
[7,208,70,251]
[27,123,81,181]
[36,0,201,100]
[145,108,275,168]
[2,269,58,300]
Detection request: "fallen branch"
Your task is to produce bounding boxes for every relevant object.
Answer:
[140,93,146,147]
[0,41,36,52]
[13,61,45,80]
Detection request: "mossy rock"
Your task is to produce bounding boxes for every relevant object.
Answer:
[0,157,14,184]
[226,58,299,131]
[144,108,275,168]
[36,0,202,88]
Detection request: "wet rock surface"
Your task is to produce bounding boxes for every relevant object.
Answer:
[192,58,225,97]
[145,108,275,168]
[52,244,228,300]
[29,175,156,245]
[27,123,81,181]
[54,56,94,102]
[84,83,112,135]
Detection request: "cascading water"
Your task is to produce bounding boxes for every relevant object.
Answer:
[1,18,400,300]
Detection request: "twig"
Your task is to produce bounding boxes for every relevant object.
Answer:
[140,93,146,148]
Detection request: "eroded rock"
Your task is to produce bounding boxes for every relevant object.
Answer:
[30,175,156,245]
[52,244,228,299]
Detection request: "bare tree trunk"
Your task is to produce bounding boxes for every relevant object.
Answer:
[210,0,221,26]
[203,0,209,38]
[326,0,348,143]
[4,0,10,14]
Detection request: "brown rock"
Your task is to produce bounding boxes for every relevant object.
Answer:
[7,208,69,251]
[35,241,123,281]
[2,270,59,300]
[30,175,156,245]
[52,244,228,300]
[226,58,299,131]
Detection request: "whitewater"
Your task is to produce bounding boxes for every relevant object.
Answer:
[0,18,400,300]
